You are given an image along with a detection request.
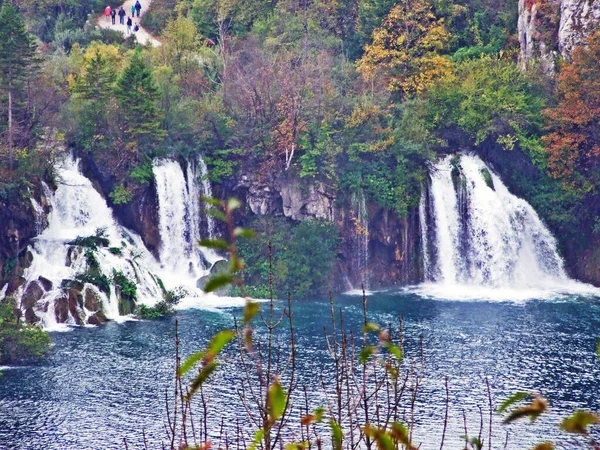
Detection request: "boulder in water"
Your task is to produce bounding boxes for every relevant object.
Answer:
[55,294,69,323]
[38,276,52,291]
[87,311,107,325]
[84,287,101,312]
[197,259,231,295]
[21,282,44,309]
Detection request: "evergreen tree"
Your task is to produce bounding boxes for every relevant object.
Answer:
[0,3,38,169]
[71,45,119,154]
[115,50,165,155]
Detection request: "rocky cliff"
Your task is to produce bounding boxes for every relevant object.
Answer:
[235,168,421,290]
[519,0,600,74]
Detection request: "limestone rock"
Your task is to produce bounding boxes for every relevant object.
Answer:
[84,287,101,312]
[38,276,53,291]
[87,311,107,325]
[55,294,69,323]
[279,179,335,222]
[559,0,600,56]
[518,0,560,75]
[21,281,44,309]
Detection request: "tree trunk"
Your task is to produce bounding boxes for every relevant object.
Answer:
[8,79,13,170]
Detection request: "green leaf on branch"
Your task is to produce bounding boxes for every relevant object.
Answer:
[359,345,375,364]
[497,391,531,413]
[207,330,235,356]
[560,410,599,434]
[330,419,343,450]
[531,443,554,450]
[178,330,234,376]
[383,342,403,361]
[188,362,217,398]
[363,322,380,333]
[248,430,264,450]
[202,196,222,207]
[243,300,260,325]
[207,207,226,222]
[234,227,256,239]
[227,198,241,210]
[204,274,235,293]
[199,239,229,250]
[503,397,547,424]
[267,379,287,422]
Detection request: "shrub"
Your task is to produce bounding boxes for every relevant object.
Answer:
[0,297,51,364]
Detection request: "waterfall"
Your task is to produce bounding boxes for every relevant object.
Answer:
[197,157,217,239]
[418,153,595,299]
[350,190,370,289]
[6,154,227,329]
[18,155,164,329]
[153,158,219,289]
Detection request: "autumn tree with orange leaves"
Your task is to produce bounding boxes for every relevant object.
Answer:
[543,31,600,192]
[357,0,451,100]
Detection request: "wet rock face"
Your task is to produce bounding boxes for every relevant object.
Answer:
[518,0,560,74]
[239,172,335,221]
[519,0,600,73]
[559,0,600,55]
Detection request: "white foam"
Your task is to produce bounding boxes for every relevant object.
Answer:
[406,280,600,303]
[342,289,374,297]
[175,294,265,312]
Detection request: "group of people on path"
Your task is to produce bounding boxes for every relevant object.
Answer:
[104,1,142,35]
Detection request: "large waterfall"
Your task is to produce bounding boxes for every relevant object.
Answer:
[419,154,595,300]
[12,155,226,329]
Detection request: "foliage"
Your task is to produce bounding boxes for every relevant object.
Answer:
[109,184,134,205]
[112,269,137,302]
[0,2,39,169]
[75,272,111,295]
[236,216,339,299]
[420,55,546,153]
[136,301,174,319]
[115,49,166,153]
[0,296,51,365]
[543,31,600,193]
[67,228,110,250]
[357,0,452,98]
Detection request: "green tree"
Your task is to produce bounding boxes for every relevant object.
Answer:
[70,43,121,154]
[357,0,451,99]
[115,50,165,155]
[0,3,38,169]
[0,296,51,364]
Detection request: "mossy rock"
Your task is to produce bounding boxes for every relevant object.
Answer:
[480,168,495,191]
[87,311,107,325]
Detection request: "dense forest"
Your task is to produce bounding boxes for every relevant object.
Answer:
[1,0,600,296]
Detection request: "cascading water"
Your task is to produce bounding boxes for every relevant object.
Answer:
[419,153,596,300]
[11,155,227,330]
[153,158,220,289]
[18,155,164,329]
[349,190,370,290]
[197,157,217,239]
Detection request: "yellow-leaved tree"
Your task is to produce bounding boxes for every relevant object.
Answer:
[357,0,452,100]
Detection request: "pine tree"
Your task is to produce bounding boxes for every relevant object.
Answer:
[115,50,165,155]
[0,3,38,170]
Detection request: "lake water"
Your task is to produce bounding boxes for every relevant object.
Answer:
[1,289,600,449]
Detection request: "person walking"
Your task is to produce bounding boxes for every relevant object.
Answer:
[110,7,116,24]
[131,4,135,18]
[104,5,111,17]
[118,6,126,24]
[134,0,141,17]
[126,16,132,35]
[133,22,139,32]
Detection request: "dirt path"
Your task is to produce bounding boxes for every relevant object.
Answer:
[97,0,161,47]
